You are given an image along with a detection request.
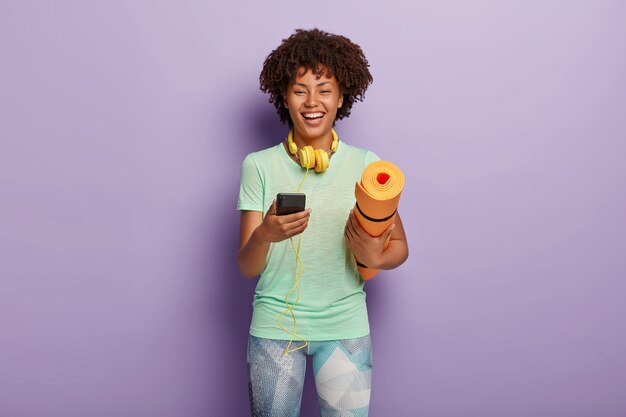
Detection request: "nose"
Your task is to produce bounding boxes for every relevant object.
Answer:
[304,93,319,107]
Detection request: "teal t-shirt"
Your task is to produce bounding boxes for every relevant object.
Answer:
[237,140,380,341]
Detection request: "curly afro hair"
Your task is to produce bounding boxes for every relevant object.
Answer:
[260,28,373,126]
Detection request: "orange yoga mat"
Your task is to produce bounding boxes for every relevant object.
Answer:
[353,160,405,280]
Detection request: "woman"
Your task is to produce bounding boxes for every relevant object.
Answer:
[237,28,408,417]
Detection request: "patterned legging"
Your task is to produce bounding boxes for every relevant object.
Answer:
[247,334,373,417]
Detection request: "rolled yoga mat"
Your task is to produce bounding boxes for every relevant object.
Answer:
[353,160,405,280]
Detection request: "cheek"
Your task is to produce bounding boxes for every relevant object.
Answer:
[285,95,303,110]
[286,105,303,124]
[284,96,292,108]
[331,95,343,109]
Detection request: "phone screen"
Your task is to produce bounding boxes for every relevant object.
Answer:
[276,193,306,215]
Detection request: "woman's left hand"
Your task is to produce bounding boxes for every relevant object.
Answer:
[344,209,395,269]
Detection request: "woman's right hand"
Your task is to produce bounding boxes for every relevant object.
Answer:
[257,199,311,243]
[237,200,311,278]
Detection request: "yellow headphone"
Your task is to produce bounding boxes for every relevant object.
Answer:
[277,128,339,355]
[287,129,339,173]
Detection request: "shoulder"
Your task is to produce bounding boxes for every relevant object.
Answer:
[242,143,282,166]
[340,141,381,164]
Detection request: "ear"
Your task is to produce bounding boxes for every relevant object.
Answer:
[338,94,344,109]
[283,96,288,109]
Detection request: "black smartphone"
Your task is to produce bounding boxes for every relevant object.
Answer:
[276,193,306,215]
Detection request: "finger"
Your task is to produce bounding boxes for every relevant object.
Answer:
[297,208,312,220]
[349,211,364,238]
[344,211,352,231]
[266,199,277,216]
[344,221,355,241]
[284,215,309,232]
[275,209,307,228]
[345,209,353,226]
[282,208,311,223]
[289,218,309,237]
[291,223,309,237]
[382,223,396,241]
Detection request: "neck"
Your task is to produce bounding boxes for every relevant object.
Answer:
[292,129,334,150]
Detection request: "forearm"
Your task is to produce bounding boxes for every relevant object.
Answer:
[237,227,271,279]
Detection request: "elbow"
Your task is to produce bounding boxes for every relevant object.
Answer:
[394,240,410,268]
[399,245,409,267]
[236,254,260,280]
[378,242,409,271]
[395,246,409,270]
[240,269,259,280]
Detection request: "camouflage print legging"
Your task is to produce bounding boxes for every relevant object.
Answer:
[247,334,373,417]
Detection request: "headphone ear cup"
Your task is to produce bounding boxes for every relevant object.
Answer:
[314,149,329,173]
[287,130,298,154]
[299,146,316,169]
[330,129,339,152]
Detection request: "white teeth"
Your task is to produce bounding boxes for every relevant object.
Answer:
[303,112,324,119]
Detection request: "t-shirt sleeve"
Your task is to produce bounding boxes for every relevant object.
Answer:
[364,150,381,166]
[237,153,264,212]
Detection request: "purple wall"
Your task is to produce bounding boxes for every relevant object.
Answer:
[2,1,625,416]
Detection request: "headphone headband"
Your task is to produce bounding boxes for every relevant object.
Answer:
[287,130,339,173]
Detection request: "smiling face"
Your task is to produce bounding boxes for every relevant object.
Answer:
[283,67,344,148]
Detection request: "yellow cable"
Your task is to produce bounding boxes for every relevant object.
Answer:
[277,167,310,355]
[296,167,309,194]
